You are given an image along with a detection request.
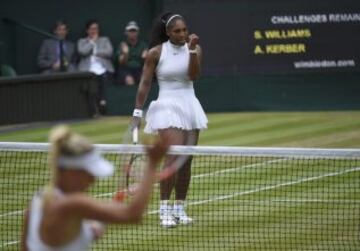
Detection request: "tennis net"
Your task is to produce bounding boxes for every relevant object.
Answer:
[1,142,359,251]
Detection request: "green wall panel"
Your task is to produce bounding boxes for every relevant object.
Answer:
[107,73,360,114]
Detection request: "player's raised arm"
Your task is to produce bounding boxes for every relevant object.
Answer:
[23,125,168,251]
[187,34,202,81]
[58,139,168,224]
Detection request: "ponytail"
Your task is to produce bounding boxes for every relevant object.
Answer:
[44,125,93,203]
[149,12,185,48]
[44,125,72,202]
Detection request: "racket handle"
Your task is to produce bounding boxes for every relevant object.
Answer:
[132,127,139,144]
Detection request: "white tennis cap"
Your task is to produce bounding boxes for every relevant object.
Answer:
[57,150,114,178]
[125,21,139,31]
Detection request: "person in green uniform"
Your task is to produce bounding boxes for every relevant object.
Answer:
[116,21,148,85]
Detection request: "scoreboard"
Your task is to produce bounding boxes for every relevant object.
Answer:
[165,0,360,74]
[245,12,360,73]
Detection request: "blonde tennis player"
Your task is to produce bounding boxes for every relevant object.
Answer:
[21,125,168,251]
[132,12,208,227]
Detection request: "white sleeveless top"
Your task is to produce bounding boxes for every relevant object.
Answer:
[27,189,94,251]
[156,40,193,91]
[144,40,208,133]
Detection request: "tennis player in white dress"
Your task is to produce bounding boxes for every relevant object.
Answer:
[21,126,168,251]
[132,12,208,227]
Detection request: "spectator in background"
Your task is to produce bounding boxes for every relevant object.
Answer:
[37,20,76,73]
[77,19,114,115]
[116,21,148,85]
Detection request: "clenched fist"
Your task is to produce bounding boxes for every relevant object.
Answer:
[188,34,199,50]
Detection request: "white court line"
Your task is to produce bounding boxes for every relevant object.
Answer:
[3,196,359,247]
[0,158,280,217]
[191,158,285,179]
[145,166,360,213]
[3,198,360,248]
[0,210,24,218]
[1,240,19,247]
[95,158,286,198]
[1,165,359,247]
[265,199,360,203]
[183,166,360,208]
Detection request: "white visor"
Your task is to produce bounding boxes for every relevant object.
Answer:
[57,150,114,178]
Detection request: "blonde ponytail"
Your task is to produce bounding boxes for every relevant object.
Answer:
[49,125,72,167]
[49,125,72,151]
[44,125,93,202]
[44,125,72,201]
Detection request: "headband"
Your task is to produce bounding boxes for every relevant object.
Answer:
[166,14,183,28]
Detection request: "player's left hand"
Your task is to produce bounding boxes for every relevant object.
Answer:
[188,34,200,50]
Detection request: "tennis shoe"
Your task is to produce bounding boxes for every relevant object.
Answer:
[160,214,177,228]
[173,204,193,225]
[160,204,177,228]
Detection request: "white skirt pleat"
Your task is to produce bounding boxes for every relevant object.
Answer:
[144,89,208,134]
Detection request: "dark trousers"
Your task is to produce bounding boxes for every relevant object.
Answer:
[89,72,113,116]
[96,72,112,102]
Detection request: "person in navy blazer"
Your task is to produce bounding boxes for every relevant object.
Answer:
[37,20,76,74]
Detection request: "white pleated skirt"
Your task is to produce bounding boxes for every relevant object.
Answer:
[144,89,208,134]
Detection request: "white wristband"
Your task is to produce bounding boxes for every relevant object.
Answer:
[189,49,197,54]
[133,109,143,118]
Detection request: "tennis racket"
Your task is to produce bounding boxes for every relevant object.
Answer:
[113,126,146,202]
[113,107,197,201]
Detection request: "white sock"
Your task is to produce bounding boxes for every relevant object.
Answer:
[173,201,186,215]
[160,200,170,206]
[160,200,171,215]
[174,200,184,208]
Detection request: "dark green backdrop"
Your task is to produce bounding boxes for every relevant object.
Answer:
[107,72,360,115]
[0,0,162,74]
[1,0,359,116]
[4,0,360,75]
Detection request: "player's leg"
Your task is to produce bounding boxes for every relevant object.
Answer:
[173,129,199,225]
[158,128,184,227]
[175,129,199,199]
